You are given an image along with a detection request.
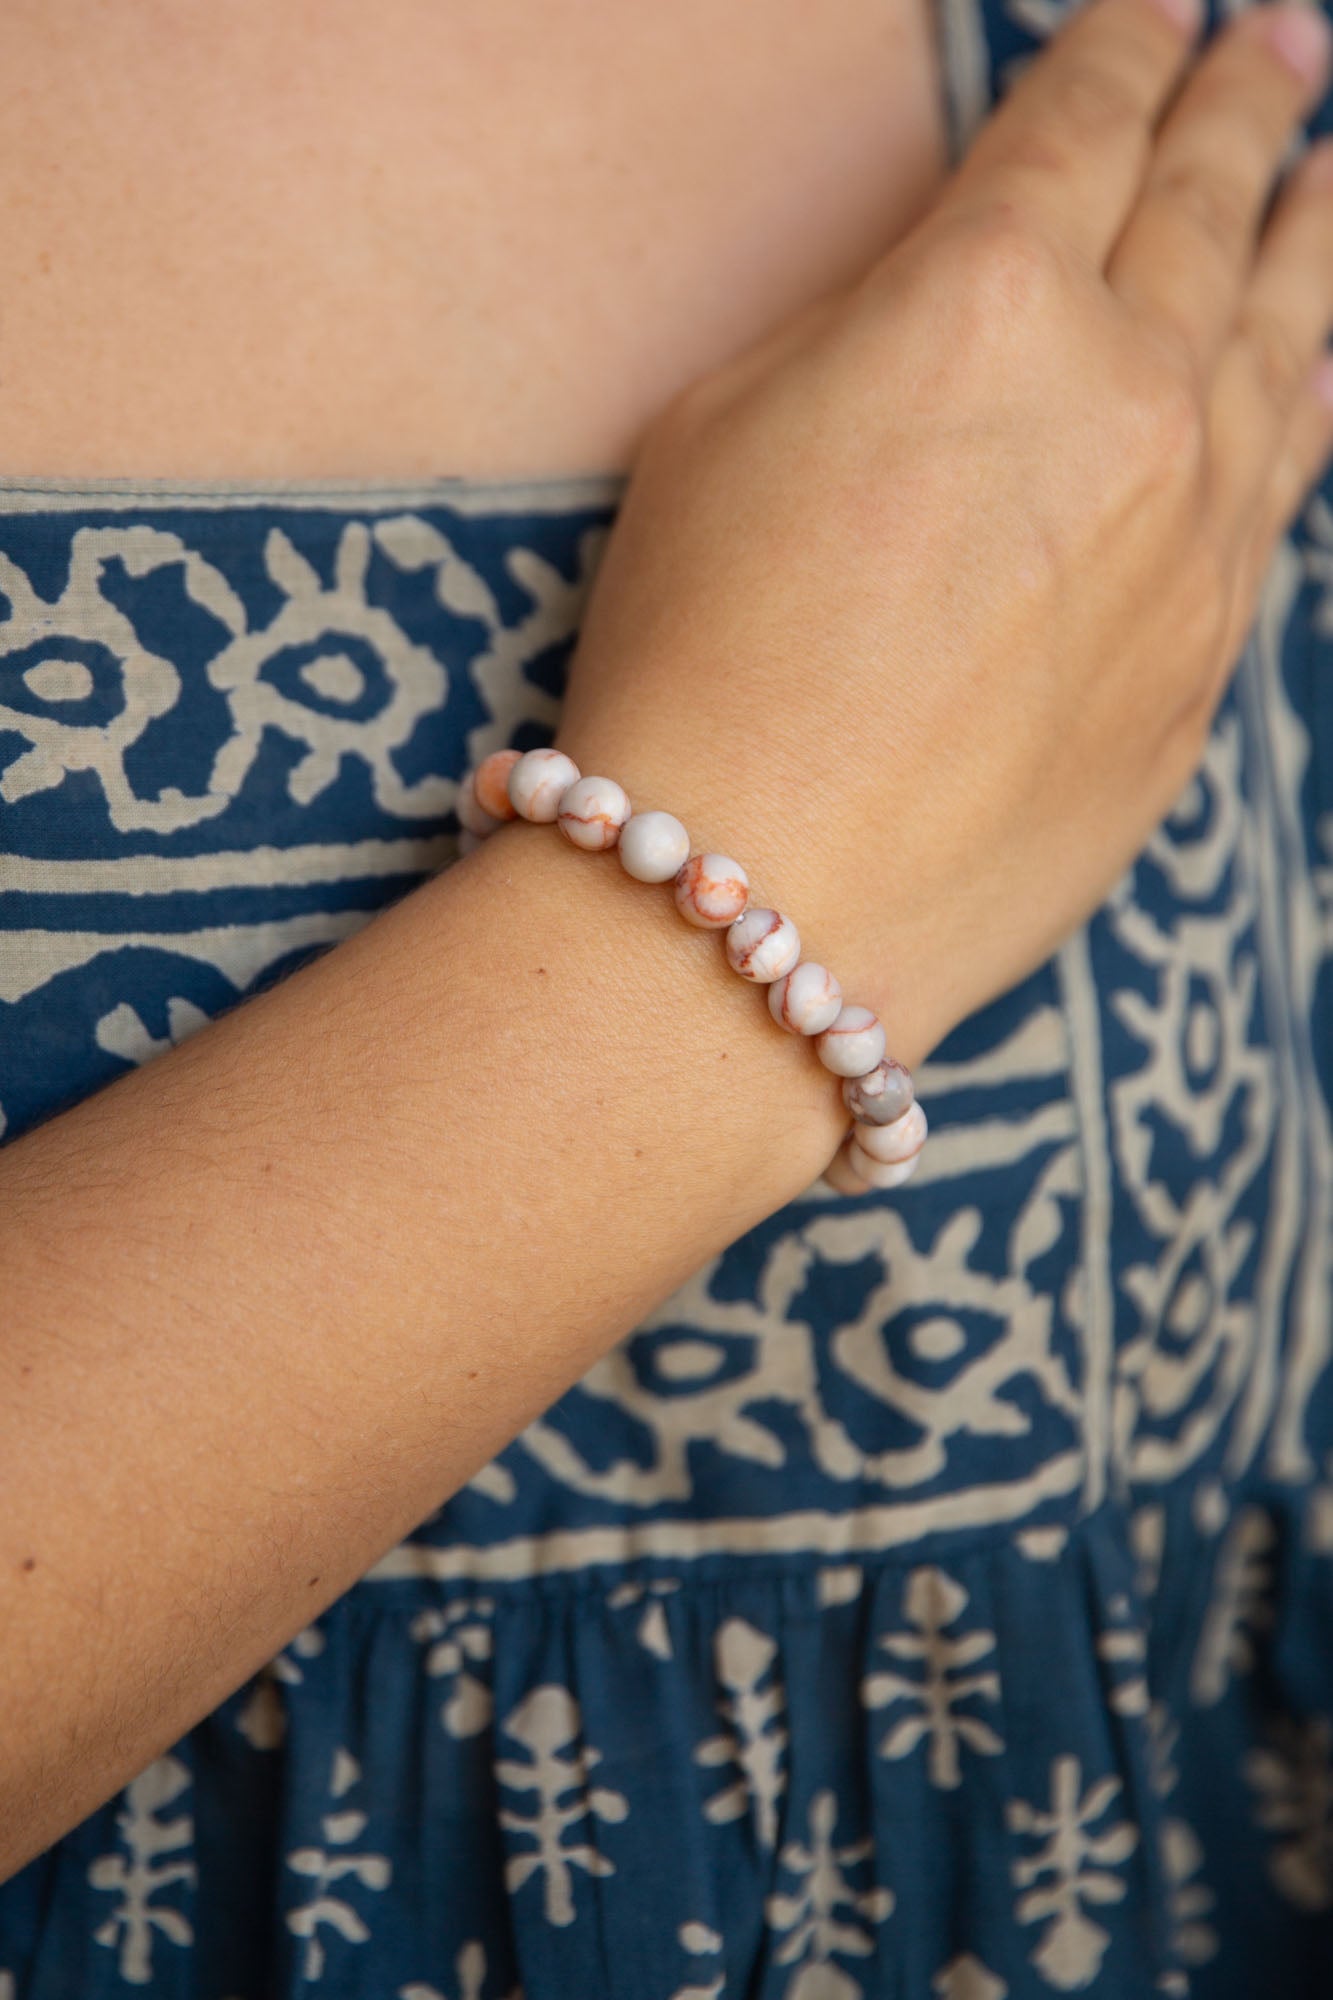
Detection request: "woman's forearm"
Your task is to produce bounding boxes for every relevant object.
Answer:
[0,821,852,1874]
[7,0,1331,1885]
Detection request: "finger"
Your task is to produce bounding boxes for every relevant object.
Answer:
[1107,5,1332,373]
[932,0,1201,266]
[1209,138,1333,521]
[1216,356,1333,672]
[1253,353,1333,556]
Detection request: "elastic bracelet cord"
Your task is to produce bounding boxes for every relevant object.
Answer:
[455,747,926,1194]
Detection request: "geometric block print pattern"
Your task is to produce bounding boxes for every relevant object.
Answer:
[5,470,1329,1585]
[4,0,1333,1989]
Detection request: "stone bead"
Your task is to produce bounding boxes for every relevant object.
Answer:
[456,828,486,857]
[842,1059,914,1127]
[557,774,632,851]
[673,853,749,928]
[456,770,503,838]
[852,1099,928,1164]
[619,810,691,883]
[508,747,582,823]
[846,1141,923,1190]
[474,749,522,821]
[815,1004,886,1078]
[768,961,843,1036]
[725,908,801,983]
[821,1141,873,1196]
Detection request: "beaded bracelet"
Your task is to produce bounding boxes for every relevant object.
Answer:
[455,746,926,1194]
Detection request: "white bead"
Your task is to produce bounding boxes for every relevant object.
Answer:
[725,908,801,983]
[673,853,749,928]
[557,774,632,851]
[847,1141,922,1189]
[768,962,843,1036]
[619,810,691,883]
[456,770,503,837]
[821,1142,873,1195]
[815,1004,887,1078]
[852,1100,927,1163]
[508,747,582,823]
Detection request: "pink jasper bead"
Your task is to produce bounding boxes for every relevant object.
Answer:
[457,770,503,838]
[508,747,582,823]
[557,774,631,851]
[674,853,749,928]
[847,1141,923,1190]
[619,810,691,884]
[852,1099,927,1164]
[768,961,842,1036]
[842,1060,914,1127]
[474,748,520,816]
[474,749,522,821]
[725,908,801,983]
[816,1004,887,1078]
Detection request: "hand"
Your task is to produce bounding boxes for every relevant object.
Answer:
[550,0,1333,1073]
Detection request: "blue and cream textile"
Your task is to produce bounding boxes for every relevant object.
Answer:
[4,2,1333,1994]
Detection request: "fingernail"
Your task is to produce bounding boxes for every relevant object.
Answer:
[1314,351,1333,410]
[1146,0,1203,35]
[1261,5,1333,86]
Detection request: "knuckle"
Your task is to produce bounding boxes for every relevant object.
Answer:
[1236,301,1308,411]
[1001,62,1151,184]
[1124,353,1208,481]
[1181,56,1282,156]
[1052,58,1152,154]
[947,207,1067,323]
[1149,157,1253,266]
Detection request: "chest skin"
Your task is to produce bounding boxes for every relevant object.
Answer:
[0,0,946,483]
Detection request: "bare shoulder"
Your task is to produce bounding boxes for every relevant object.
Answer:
[0,0,944,481]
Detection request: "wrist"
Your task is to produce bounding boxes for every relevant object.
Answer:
[547,722,947,1077]
[460,813,851,1219]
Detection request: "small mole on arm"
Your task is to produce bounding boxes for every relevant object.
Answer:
[20,1557,35,1573]
[308,1576,320,1588]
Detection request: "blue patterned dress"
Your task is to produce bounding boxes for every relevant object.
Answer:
[3,4,1333,1995]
